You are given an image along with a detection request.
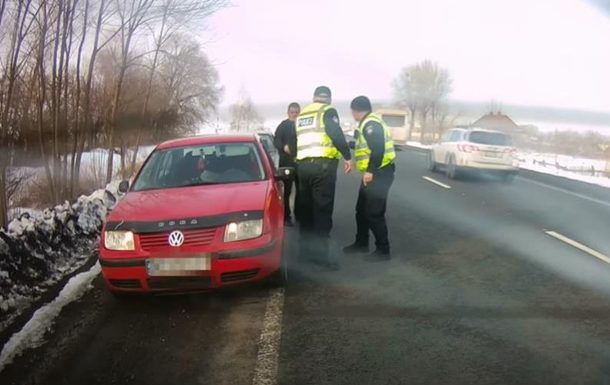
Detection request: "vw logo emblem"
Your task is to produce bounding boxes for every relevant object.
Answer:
[168,230,185,247]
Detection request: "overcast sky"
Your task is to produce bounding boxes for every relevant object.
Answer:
[204,0,610,112]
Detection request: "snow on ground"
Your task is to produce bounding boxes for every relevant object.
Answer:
[518,153,610,189]
[405,141,432,150]
[0,262,101,372]
[0,183,119,332]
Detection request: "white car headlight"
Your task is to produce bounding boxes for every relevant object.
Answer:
[104,231,135,251]
[224,219,263,242]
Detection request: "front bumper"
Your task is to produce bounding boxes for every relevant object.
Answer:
[99,234,281,293]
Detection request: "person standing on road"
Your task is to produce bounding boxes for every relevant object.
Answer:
[274,102,301,226]
[296,86,353,271]
[343,96,396,261]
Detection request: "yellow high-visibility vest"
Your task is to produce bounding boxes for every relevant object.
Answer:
[296,102,341,160]
[355,112,396,172]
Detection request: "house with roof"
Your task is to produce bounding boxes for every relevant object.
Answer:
[469,111,532,147]
[470,112,519,133]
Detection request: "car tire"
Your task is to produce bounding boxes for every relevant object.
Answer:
[446,155,459,180]
[428,151,438,172]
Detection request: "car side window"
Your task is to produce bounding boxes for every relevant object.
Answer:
[441,131,453,143]
[449,130,462,142]
[260,135,274,153]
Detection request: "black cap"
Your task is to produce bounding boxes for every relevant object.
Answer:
[314,86,332,98]
[350,95,372,112]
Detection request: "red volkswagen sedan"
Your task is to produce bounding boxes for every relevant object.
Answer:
[99,134,292,295]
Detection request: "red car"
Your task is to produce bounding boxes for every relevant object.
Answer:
[99,134,293,296]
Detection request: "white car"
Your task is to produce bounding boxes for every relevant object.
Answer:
[428,128,519,181]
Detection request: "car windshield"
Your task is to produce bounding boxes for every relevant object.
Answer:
[468,131,513,146]
[132,142,266,191]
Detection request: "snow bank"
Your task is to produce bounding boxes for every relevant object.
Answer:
[0,184,118,331]
[518,153,610,189]
[0,263,101,372]
[406,141,432,150]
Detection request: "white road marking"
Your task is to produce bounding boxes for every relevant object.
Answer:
[422,176,452,189]
[252,288,286,385]
[545,231,610,265]
[0,263,101,373]
[519,177,610,210]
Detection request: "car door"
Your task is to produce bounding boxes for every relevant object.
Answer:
[435,130,454,164]
[445,130,464,162]
[258,133,279,168]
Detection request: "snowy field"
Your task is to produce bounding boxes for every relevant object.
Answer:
[518,153,610,188]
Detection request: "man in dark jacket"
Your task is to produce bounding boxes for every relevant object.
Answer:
[274,102,301,225]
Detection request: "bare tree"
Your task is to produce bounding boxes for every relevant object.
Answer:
[392,69,417,141]
[393,60,453,143]
[0,0,7,34]
[0,0,226,227]
[129,0,227,173]
[68,0,89,198]
[104,0,158,184]
[73,0,123,193]
[230,88,262,133]
[0,0,39,229]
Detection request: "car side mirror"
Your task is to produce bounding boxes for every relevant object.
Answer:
[118,180,130,193]
[275,167,295,181]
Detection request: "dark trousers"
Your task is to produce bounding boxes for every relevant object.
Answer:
[355,163,395,252]
[281,162,299,221]
[297,158,339,261]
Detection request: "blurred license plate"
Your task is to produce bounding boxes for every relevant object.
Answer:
[146,257,210,276]
[484,151,501,158]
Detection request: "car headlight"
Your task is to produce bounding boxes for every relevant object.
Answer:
[224,219,263,242]
[104,231,135,251]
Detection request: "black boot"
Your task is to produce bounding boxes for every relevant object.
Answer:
[343,242,369,254]
[364,249,391,262]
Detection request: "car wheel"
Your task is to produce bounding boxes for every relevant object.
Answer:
[428,151,438,172]
[446,155,459,180]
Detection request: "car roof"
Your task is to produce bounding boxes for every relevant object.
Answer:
[466,127,506,134]
[448,127,506,135]
[156,134,258,150]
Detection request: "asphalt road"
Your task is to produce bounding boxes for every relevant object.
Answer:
[4,148,610,385]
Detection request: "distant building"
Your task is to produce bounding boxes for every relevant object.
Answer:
[470,112,519,132]
[470,112,537,147]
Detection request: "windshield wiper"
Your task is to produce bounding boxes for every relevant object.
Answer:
[179,180,220,187]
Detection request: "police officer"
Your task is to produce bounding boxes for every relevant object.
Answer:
[343,96,396,261]
[296,86,353,271]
